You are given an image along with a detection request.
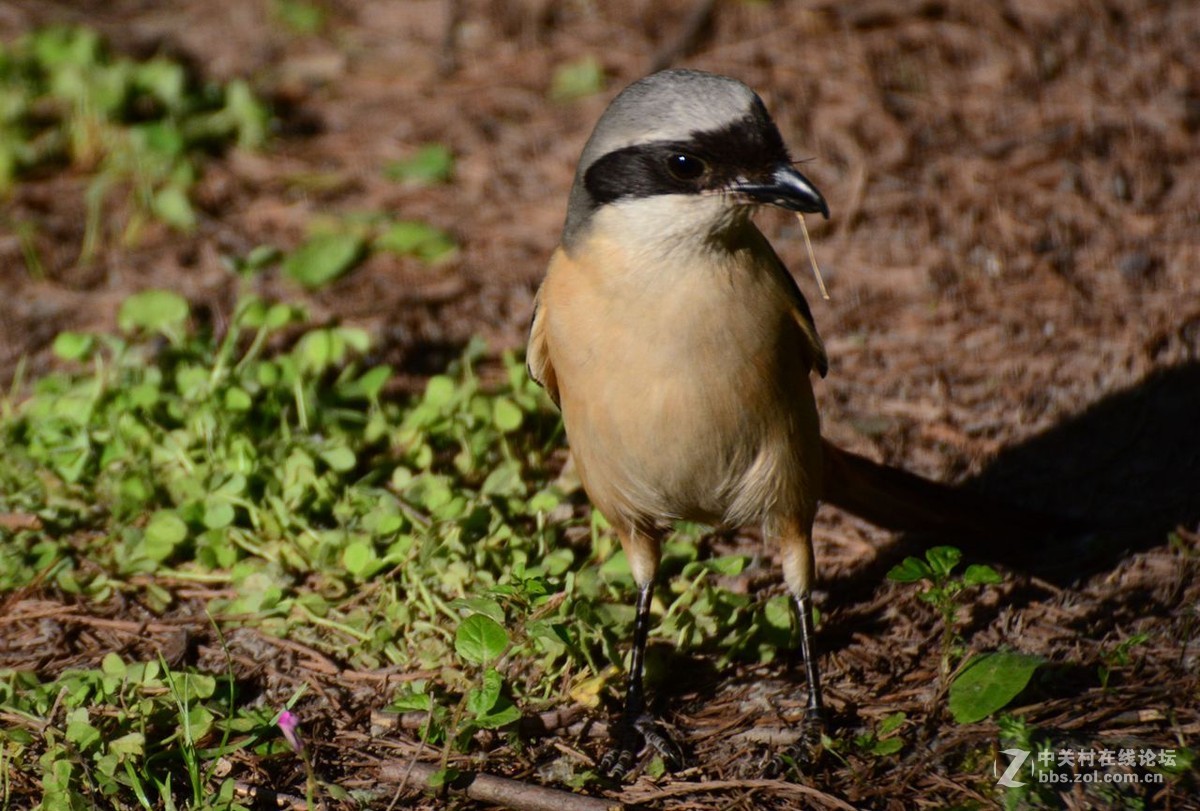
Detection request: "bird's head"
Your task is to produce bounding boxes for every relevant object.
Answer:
[563,69,828,251]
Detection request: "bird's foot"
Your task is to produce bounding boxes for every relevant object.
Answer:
[762,707,826,779]
[599,714,684,780]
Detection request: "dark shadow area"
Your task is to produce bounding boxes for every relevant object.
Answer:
[378,337,472,393]
[967,360,1200,563]
[826,361,1200,601]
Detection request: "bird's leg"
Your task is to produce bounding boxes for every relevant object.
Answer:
[599,526,683,779]
[764,518,826,777]
[624,582,653,720]
[599,582,684,778]
[598,583,650,778]
[793,589,826,738]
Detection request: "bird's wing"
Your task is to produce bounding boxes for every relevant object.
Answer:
[760,233,829,378]
[526,286,560,406]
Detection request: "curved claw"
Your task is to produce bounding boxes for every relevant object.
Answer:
[599,714,685,780]
[635,716,685,771]
[599,747,638,781]
[762,707,826,779]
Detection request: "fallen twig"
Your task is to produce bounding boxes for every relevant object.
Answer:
[650,0,718,72]
[0,513,41,531]
[728,726,803,747]
[622,778,859,811]
[233,781,309,810]
[438,0,463,76]
[380,759,622,811]
[371,704,597,738]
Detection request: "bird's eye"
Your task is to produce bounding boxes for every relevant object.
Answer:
[665,153,706,181]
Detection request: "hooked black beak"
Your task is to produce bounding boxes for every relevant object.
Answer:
[731,164,829,219]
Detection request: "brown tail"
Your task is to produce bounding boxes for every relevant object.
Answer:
[821,439,1079,541]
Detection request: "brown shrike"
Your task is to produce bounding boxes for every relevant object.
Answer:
[527,68,833,777]
[520,69,1027,777]
[527,67,1074,780]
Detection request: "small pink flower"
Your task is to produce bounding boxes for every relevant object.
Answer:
[277,710,305,755]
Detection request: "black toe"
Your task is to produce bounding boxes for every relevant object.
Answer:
[599,714,685,780]
[762,708,826,779]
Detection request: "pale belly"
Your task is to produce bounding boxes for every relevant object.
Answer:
[546,255,822,531]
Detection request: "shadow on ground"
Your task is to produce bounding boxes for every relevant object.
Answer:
[829,361,1200,600]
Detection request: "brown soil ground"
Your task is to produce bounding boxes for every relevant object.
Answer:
[2,0,1198,808]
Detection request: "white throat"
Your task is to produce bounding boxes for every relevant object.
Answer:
[588,194,752,265]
